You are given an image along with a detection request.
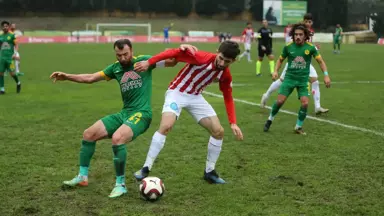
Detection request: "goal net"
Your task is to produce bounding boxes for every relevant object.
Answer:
[95,23,152,43]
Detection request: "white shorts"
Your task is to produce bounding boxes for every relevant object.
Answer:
[244,43,251,51]
[280,63,318,80]
[162,90,217,122]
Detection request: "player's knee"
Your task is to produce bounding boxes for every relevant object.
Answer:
[158,122,173,135]
[246,50,250,53]
[211,126,224,140]
[301,100,309,108]
[83,128,98,141]
[276,98,285,106]
[111,132,132,145]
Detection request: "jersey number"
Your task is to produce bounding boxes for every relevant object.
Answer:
[128,112,142,124]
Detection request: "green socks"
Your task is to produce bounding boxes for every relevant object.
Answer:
[113,144,127,185]
[296,106,308,128]
[11,74,19,84]
[269,102,282,121]
[0,75,4,91]
[79,140,96,176]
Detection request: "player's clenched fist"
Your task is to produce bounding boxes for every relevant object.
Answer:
[50,71,68,82]
[134,61,150,72]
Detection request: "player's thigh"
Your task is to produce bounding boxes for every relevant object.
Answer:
[258,47,265,59]
[83,120,109,141]
[101,112,124,138]
[198,115,224,139]
[297,83,311,99]
[279,64,288,80]
[278,80,295,97]
[0,59,7,73]
[309,64,318,81]
[9,60,16,73]
[162,90,185,120]
[186,95,217,123]
[122,111,152,141]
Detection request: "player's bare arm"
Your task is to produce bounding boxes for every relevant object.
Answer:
[315,56,331,88]
[50,71,105,84]
[273,56,285,80]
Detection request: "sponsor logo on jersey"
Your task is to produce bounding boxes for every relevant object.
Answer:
[120,71,143,92]
[291,56,307,70]
[305,50,310,55]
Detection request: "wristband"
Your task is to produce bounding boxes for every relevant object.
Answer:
[324,71,329,76]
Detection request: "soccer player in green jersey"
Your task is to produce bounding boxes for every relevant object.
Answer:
[50,39,196,198]
[0,20,21,94]
[263,23,331,135]
[333,24,343,54]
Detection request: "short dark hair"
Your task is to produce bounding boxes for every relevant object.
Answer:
[114,39,132,50]
[290,23,311,41]
[303,13,313,21]
[218,40,240,60]
[1,21,10,26]
[246,22,252,25]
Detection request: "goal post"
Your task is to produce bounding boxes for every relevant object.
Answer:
[95,23,152,43]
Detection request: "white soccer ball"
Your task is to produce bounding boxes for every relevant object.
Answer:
[139,177,165,201]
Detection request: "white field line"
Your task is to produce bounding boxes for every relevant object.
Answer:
[203,91,384,137]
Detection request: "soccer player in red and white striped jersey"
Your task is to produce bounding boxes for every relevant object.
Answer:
[284,23,292,43]
[238,22,254,62]
[133,41,244,184]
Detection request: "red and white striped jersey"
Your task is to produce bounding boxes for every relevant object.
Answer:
[284,26,292,37]
[309,27,315,42]
[147,48,237,124]
[242,28,254,43]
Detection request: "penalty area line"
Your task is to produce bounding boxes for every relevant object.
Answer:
[203,91,384,137]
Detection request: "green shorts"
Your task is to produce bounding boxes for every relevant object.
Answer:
[279,79,310,99]
[101,109,152,141]
[334,37,341,44]
[0,58,13,73]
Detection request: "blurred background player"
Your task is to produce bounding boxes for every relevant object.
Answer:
[284,23,292,43]
[261,13,329,114]
[238,22,254,63]
[0,20,21,94]
[333,24,343,54]
[163,23,173,44]
[9,22,23,76]
[256,19,274,76]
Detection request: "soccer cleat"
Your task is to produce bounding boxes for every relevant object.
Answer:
[16,83,21,94]
[204,170,226,184]
[294,127,307,135]
[315,107,329,115]
[263,120,272,132]
[0,91,5,95]
[260,93,268,108]
[63,175,88,187]
[108,184,127,198]
[134,166,149,181]
[16,72,24,76]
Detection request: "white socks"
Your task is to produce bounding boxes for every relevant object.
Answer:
[311,80,321,110]
[143,131,166,170]
[206,136,223,173]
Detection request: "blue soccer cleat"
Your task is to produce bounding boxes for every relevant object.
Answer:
[204,170,226,184]
[134,166,149,181]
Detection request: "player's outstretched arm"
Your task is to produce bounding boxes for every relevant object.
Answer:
[50,71,105,84]
[315,56,331,88]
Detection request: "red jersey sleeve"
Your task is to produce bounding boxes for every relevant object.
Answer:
[219,68,236,124]
[148,49,213,66]
[242,29,246,35]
